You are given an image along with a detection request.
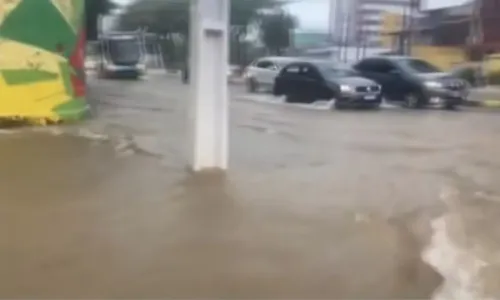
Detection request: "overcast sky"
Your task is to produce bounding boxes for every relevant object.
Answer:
[114,0,466,31]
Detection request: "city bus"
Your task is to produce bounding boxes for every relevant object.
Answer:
[97,31,146,79]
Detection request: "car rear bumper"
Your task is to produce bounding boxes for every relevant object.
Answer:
[337,94,382,106]
[107,69,142,78]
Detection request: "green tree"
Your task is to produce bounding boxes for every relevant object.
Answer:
[118,0,189,35]
[259,10,297,56]
[116,0,290,65]
[230,0,287,66]
[118,0,289,35]
[117,0,189,68]
[85,0,118,40]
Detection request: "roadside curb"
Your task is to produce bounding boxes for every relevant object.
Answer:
[464,99,500,108]
[482,100,500,108]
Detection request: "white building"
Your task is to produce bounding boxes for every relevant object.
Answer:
[329,0,415,47]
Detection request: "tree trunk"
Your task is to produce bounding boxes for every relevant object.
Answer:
[235,29,246,69]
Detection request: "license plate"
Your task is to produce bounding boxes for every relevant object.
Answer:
[451,91,462,98]
[364,95,377,100]
[430,97,442,104]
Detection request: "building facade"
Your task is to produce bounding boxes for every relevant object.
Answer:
[386,0,500,56]
[330,0,414,47]
[479,0,500,53]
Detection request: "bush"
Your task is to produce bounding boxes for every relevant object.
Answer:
[452,66,480,86]
[487,71,500,86]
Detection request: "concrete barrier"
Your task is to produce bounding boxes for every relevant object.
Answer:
[0,0,87,124]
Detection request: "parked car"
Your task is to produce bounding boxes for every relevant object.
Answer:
[243,57,297,93]
[273,60,382,109]
[353,56,470,110]
[182,65,236,84]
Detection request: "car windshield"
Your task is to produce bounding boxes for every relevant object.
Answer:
[399,58,441,74]
[318,65,358,78]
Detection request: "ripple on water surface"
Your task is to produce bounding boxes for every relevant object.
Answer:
[423,187,500,300]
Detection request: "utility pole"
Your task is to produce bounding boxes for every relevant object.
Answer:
[335,0,344,61]
[342,11,351,62]
[355,28,361,61]
[400,5,409,55]
[407,0,420,56]
[468,0,484,86]
[328,0,337,48]
[355,7,361,61]
[361,32,367,58]
[188,0,230,172]
[356,0,368,59]
[407,2,412,55]
[333,0,348,61]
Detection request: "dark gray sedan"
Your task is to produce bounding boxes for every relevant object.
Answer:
[353,56,469,110]
[273,60,382,109]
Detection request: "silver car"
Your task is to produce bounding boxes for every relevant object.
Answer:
[243,57,297,93]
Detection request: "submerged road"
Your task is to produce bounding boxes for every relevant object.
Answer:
[1,73,500,298]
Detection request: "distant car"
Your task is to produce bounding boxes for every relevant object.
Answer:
[182,65,240,84]
[353,56,469,110]
[243,57,297,93]
[84,56,98,70]
[273,60,382,109]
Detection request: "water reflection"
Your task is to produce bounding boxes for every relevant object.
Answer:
[0,131,443,298]
[3,74,500,297]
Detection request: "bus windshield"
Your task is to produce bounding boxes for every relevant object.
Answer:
[107,38,141,65]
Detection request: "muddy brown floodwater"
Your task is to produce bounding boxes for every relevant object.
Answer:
[1,74,500,298]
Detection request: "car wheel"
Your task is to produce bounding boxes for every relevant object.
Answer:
[306,97,316,104]
[297,95,314,104]
[285,94,299,103]
[334,101,347,110]
[404,92,423,109]
[444,103,458,110]
[247,78,258,93]
[286,94,310,103]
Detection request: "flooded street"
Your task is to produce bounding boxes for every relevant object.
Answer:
[1,73,500,298]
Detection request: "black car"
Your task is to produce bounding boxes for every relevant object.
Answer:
[353,56,469,110]
[273,60,382,109]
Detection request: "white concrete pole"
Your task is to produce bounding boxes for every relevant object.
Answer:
[188,0,230,172]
